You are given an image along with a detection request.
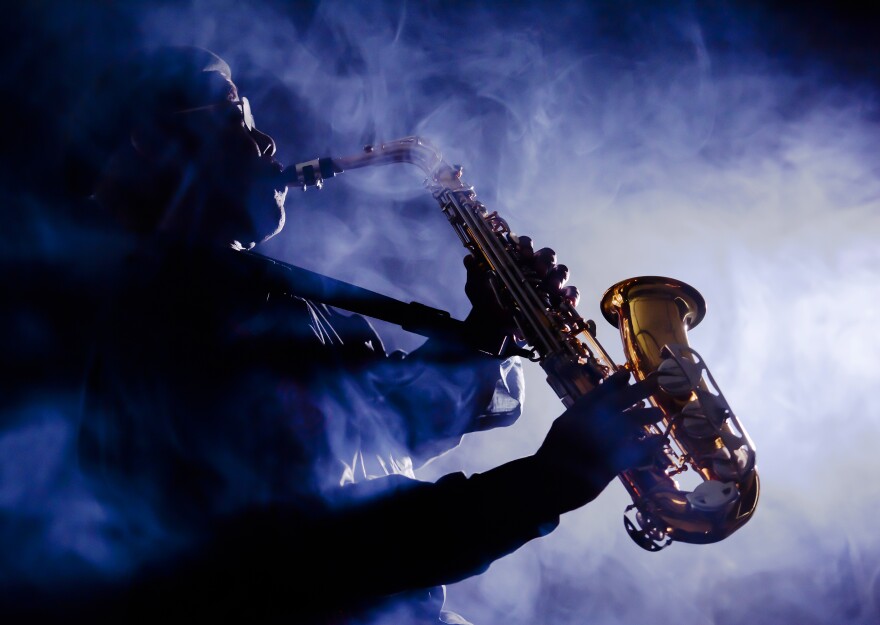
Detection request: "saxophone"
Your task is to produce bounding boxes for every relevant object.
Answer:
[281,136,760,551]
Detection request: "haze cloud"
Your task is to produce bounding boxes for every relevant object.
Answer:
[3,1,878,623]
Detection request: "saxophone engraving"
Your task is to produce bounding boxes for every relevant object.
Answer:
[281,136,760,551]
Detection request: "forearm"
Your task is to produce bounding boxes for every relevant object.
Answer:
[124,459,558,622]
[312,460,560,593]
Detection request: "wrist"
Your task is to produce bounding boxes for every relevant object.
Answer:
[468,456,565,526]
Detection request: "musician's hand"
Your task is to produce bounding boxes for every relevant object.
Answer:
[534,369,665,514]
[514,237,581,308]
[462,253,516,349]
[462,236,580,354]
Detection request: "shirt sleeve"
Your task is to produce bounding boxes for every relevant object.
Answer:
[113,458,559,624]
[325,307,525,467]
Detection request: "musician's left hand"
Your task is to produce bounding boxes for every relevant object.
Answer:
[462,253,517,354]
[463,236,579,355]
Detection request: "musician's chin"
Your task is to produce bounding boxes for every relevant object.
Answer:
[249,165,288,241]
[264,191,286,242]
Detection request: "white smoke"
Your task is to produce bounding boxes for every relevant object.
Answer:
[6,0,879,622]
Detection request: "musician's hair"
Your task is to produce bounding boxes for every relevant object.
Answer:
[62,46,235,200]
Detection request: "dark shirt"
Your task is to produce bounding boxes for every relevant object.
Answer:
[71,241,553,624]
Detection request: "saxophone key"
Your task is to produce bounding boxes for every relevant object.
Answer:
[533,247,557,277]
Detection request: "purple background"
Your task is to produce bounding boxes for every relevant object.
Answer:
[2,2,878,623]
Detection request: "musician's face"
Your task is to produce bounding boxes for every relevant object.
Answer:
[147,75,287,249]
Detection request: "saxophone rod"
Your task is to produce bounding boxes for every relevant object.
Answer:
[238,250,516,358]
[278,140,442,190]
[276,149,617,368]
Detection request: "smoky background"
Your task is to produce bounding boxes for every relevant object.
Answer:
[2,1,879,623]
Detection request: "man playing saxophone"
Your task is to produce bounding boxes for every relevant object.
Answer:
[25,46,664,624]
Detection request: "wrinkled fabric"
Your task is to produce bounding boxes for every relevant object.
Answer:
[77,241,526,623]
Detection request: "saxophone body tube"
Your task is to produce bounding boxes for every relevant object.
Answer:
[277,136,759,551]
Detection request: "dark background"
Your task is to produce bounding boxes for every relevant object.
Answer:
[2,1,879,623]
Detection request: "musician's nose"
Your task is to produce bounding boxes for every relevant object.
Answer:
[250,127,276,157]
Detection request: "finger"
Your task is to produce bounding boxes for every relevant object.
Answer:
[568,372,657,420]
[543,264,569,293]
[564,370,631,417]
[597,369,632,400]
[621,407,664,429]
[586,406,661,446]
[562,285,580,307]
[516,235,534,259]
[463,253,484,273]
[611,435,665,473]
[463,255,493,297]
[606,369,631,388]
[533,247,556,277]
[604,376,658,412]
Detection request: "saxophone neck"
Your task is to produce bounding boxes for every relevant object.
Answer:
[280,135,446,190]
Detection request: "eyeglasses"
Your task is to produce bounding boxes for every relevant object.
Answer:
[170,96,275,157]
[172,96,256,132]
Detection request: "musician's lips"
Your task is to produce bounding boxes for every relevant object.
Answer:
[266,158,287,191]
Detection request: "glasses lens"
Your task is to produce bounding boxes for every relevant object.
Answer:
[240,97,255,132]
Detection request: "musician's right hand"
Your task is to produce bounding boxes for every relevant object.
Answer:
[533,369,664,514]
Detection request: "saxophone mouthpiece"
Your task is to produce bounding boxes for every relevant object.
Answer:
[279,156,342,190]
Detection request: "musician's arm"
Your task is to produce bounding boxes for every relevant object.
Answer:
[118,457,559,622]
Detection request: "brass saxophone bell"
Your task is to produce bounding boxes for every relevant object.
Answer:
[290,135,759,551]
[600,276,759,549]
[600,276,705,384]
